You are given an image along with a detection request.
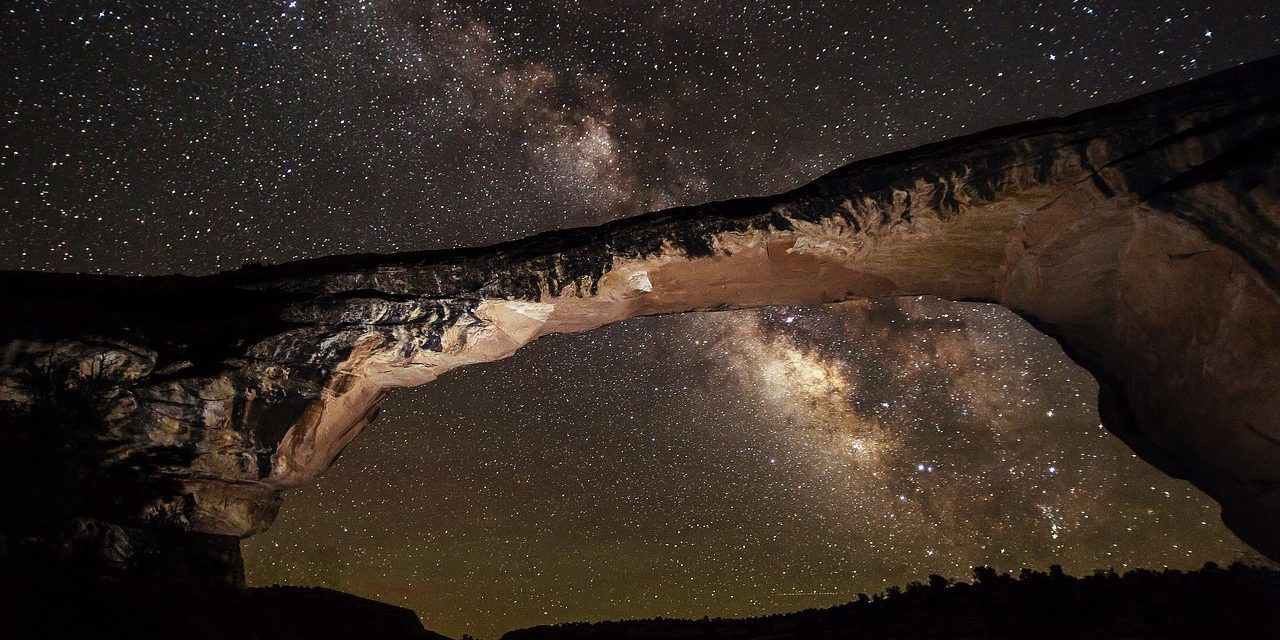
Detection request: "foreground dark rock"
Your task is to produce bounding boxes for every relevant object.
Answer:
[1,54,1279,603]
[0,583,452,640]
[500,563,1280,640]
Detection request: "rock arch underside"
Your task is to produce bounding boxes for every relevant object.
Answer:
[2,56,1279,588]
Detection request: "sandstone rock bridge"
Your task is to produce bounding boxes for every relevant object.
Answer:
[2,56,1279,586]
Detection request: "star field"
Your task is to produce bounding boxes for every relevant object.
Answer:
[242,301,1268,637]
[4,1,1279,639]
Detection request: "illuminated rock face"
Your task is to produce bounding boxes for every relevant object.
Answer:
[1,55,1278,582]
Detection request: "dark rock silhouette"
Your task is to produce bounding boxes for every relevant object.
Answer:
[0,583,452,640]
[501,563,1280,639]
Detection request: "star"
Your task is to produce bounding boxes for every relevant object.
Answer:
[6,2,1275,637]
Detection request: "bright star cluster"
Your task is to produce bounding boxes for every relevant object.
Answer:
[4,2,1278,639]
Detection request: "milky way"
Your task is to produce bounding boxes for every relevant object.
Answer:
[5,1,1279,638]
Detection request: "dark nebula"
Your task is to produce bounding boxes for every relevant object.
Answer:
[4,1,1278,638]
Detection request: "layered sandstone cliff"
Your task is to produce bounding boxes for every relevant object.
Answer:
[1,56,1278,584]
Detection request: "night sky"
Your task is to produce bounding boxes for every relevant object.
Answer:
[5,1,1280,638]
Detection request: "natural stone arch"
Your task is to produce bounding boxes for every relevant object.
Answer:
[1,55,1278,585]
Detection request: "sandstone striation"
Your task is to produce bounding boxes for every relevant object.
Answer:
[1,55,1279,587]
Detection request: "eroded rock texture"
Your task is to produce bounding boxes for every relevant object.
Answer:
[2,56,1278,584]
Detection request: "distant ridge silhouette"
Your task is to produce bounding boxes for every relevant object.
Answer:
[501,563,1280,639]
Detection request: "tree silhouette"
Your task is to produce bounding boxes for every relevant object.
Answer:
[501,562,1280,640]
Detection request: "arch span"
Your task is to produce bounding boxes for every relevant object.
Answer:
[2,56,1279,584]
